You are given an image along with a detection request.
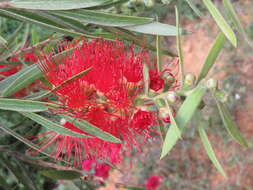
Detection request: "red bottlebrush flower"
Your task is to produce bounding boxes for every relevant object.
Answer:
[82,159,110,179]
[145,176,162,190]
[94,162,110,179]
[132,110,155,133]
[34,39,176,167]
[149,69,165,92]
[24,51,38,63]
[82,159,93,171]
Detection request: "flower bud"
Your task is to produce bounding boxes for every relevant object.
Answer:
[162,73,175,84]
[60,118,67,125]
[166,91,179,104]
[184,73,196,86]
[158,107,170,123]
[206,78,218,90]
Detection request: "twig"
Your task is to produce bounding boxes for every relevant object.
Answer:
[12,38,54,57]
[0,147,83,173]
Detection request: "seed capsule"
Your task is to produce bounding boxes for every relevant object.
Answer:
[206,78,218,90]
[166,91,179,104]
[184,73,196,86]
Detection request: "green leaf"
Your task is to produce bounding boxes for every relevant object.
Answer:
[40,170,81,180]
[105,27,177,57]
[0,35,7,45]
[197,113,227,177]
[3,22,24,48]
[143,63,149,96]
[0,8,93,38]
[0,64,41,97]
[197,32,226,83]
[21,112,90,138]
[184,0,203,17]
[213,94,248,147]
[175,6,185,83]
[0,125,53,158]
[8,0,111,10]
[0,155,37,190]
[203,0,237,47]
[176,85,207,129]
[0,98,51,112]
[123,21,184,36]
[0,23,24,59]
[88,0,128,10]
[156,34,162,72]
[52,9,152,27]
[31,67,92,100]
[31,28,39,45]
[0,174,11,189]
[161,85,206,158]
[15,160,38,190]
[160,106,181,159]
[125,187,145,190]
[223,0,253,48]
[62,115,121,143]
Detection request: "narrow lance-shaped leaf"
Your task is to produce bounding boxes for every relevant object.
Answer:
[0,98,54,112]
[0,125,73,164]
[0,174,11,189]
[0,35,7,45]
[213,94,248,147]
[203,0,237,47]
[125,187,145,190]
[184,0,203,17]
[32,67,92,100]
[62,115,121,143]
[161,85,207,158]
[156,34,162,72]
[20,112,91,138]
[175,6,185,83]
[88,0,128,10]
[40,170,81,180]
[15,160,38,190]
[7,0,111,10]
[52,9,153,27]
[223,0,253,48]
[197,32,226,83]
[123,21,186,36]
[31,28,39,45]
[0,64,41,97]
[0,155,37,190]
[176,85,207,129]
[105,26,177,57]
[195,110,227,177]
[0,8,94,38]
[0,23,24,59]
[160,105,181,159]
[0,125,52,159]
[143,63,149,96]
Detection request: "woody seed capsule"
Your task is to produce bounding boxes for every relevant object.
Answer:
[184,73,196,86]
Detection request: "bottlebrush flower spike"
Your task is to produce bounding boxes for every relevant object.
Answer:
[82,159,111,179]
[145,176,162,190]
[35,39,177,167]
